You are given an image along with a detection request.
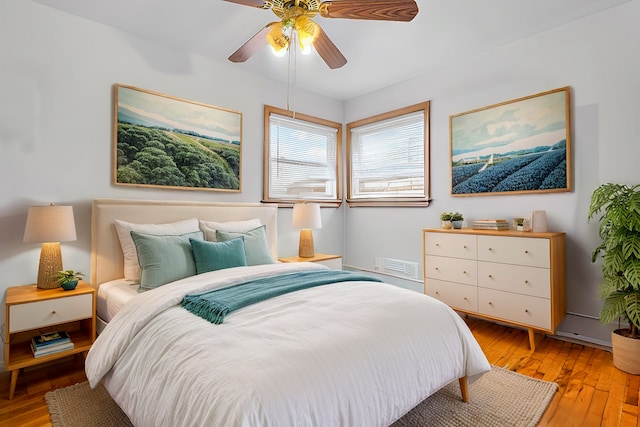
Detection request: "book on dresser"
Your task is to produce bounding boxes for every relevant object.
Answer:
[472,219,509,230]
[31,331,74,357]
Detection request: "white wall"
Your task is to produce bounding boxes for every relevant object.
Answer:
[0,0,344,369]
[343,0,640,345]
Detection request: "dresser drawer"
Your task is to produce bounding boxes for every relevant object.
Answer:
[426,279,478,312]
[425,255,477,285]
[477,235,550,268]
[478,288,551,330]
[424,232,477,260]
[9,294,93,333]
[477,261,550,298]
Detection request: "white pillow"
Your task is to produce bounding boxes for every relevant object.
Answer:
[115,218,200,281]
[199,218,262,241]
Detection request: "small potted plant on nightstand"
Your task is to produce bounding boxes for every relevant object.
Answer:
[55,270,84,290]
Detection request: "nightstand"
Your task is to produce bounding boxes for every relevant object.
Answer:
[4,281,96,400]
[278,253,343,270]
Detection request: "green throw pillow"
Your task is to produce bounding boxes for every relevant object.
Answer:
[190,237,248,274]
[131,230,204,292]
[216,225,275,266]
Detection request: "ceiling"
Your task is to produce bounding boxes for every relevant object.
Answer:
[33,0,630,100]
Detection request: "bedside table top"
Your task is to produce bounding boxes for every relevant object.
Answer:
[6,281,95,305]
[279,253,341,263]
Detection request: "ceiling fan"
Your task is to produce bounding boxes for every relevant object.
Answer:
[226,0,419,69]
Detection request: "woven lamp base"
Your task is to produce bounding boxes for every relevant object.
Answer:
[298,229,315,258]
[37,242,63,289]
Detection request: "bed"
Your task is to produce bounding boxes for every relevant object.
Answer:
[85,198,490,427]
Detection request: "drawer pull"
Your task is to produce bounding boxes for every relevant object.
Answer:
[525,309,530,313]
[51,310,56,314]
[488,301,493,306]
[435,267,440,271]
[524,280,529,284]
[463,297,468,301]
[524,250,529,254]
[488,274,493,278]
[488,247,493,251]
[462,270,467,274]
[463,245,468,249]
[435,243,440,247]
[435,291,440,295]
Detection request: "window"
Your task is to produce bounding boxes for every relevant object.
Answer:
[263,105,342,205]
[347,101,430,206]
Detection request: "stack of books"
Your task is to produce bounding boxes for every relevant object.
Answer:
[31,331,74,358]
[472,219,509,230]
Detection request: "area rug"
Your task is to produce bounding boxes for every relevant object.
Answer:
[45,366,556,427]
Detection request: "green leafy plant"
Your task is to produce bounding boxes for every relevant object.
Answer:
[514,217,525,226]
[440,212,463,221]
[55,270,84,286]
[588,183,640,339]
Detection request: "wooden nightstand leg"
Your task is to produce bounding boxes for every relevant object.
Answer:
[9,368,19,400]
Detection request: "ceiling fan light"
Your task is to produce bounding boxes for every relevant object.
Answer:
[266,22,289,57]
[295,15,319,52]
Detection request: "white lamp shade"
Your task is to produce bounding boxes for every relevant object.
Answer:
[24,205,77,243]
[292,203,322,230]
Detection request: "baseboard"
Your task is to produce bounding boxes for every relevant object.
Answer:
[551,331,612,351]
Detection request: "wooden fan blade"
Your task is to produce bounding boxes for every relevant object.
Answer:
[319,0,418,21]
[224,0,268,8]
[228,23,275,63]
[314,27,347,69]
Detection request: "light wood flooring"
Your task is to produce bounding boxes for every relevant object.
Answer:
[0,317,638,426]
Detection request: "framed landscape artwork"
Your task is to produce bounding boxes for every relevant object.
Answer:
[113,84,242,192]
[449,87,571,196]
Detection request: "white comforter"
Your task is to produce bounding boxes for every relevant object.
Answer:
[86,263,490,427]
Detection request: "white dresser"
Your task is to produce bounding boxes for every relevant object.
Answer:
[422,228,566,350]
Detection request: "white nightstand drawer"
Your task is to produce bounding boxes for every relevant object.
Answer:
[316,257,342,270]
[9,293,93,333]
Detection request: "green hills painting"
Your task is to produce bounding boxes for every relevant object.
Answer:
[114,85,241,192]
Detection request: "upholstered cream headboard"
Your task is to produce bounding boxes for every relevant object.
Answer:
[90,198,278,287]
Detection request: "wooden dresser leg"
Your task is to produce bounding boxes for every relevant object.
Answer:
[9,369,19,400]
[458,376,469,403]
[528,328,536,352]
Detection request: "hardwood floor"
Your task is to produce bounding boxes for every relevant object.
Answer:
[0,317,638,426]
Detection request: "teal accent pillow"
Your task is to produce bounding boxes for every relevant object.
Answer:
[216,225,275,266]
[131,230,204,292]
[190,237,248,274]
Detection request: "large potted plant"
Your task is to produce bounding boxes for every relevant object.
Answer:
[588,183,640,374]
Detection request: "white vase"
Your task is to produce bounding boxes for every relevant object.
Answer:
[532,210,547,232]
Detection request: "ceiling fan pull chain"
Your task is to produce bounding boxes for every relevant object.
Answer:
[287,29,298,118]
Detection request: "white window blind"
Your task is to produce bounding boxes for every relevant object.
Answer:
[266,112,340,202]
[348,105,428,204]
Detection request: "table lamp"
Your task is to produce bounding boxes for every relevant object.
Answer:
[292,203,322,258]
[23,204,77,289]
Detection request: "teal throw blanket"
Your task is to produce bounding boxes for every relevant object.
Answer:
[182,270,382,324]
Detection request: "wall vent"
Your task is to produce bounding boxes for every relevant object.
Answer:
[374,257,419,279]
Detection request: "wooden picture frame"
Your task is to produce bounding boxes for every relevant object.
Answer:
[449,87,571,196]
[113,84,242,192]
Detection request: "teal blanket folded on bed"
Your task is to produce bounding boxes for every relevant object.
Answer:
[182,270,382,324]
